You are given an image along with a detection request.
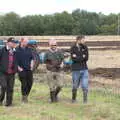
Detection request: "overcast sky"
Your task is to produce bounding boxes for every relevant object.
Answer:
[0,0,119,16]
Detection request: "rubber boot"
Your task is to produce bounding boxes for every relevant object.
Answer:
[5,94,13,107]
[55,87,61,102]
[72,89,77,103]
[83,90,88,104]
[50,91,56,103]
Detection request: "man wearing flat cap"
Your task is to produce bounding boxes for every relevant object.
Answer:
[0,37,18,107]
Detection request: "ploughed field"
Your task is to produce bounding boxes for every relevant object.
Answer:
[1,36,120,120]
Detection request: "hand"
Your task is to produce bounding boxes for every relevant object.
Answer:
[18,66,23,72]
[72,54,77,58]
[60,62,64,68]
[30,60,34,71]
[83,54,86,58]
[30,67,34,71]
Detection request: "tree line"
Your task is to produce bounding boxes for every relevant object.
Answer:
[0,9,119,36]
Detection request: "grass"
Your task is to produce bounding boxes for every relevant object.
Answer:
[0,80,120,120]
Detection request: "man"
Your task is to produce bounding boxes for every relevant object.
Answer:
[45,38,64,103]
[0,37,18,106]
[16,38,34,103]
[27,40,40,71]
[70,35,89,103]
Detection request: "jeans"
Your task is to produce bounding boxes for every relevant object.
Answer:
[72,69,89,91]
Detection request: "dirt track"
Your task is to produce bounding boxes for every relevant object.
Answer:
[90,68,120,79]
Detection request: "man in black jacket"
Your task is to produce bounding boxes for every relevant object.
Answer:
[70,35,89,103]
[16,38,34,103]
[0,37,18,106]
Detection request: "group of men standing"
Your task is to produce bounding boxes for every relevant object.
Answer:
[0,35,89,107]
[46,35,89,104]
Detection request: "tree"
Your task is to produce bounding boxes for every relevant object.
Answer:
[0,10,119,35]
[19,15,44,35]
[0,12,20,35]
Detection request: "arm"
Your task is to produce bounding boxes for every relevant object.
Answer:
[44,52,51,64]
[30,59,34,71]
[82,46,89,61]
[70,46,84,62]
[30,50,35,71]
[0,48,3,60]
[18,66,23,72]
[16,50,24,72]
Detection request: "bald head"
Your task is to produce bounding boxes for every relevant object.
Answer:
[20,37,29,47]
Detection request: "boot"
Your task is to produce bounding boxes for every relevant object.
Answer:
[22,95,28,103]
[0,87,5,106]
[5,103,12,107]
[5,95,12,107]
[55,87,61,102]
[0,102,2,106]
[72,89,77,103]
[50,91,56,103]
[83,90,88,104]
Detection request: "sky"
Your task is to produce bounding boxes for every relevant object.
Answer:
[0,0,119,16]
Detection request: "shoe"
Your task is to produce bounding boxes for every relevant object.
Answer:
[22,95,28,103]
[72,99,77,103]
[5,103,12,107]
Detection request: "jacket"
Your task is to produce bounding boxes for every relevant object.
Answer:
[0,47,18,74]
[70,43,89,71]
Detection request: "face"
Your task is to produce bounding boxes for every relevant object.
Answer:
[77,38,85,44]
[7,42,14,48]
[13,43,19,48]
[21,38,29,47]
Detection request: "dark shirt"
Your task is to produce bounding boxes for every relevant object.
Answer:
[16,46,33,71]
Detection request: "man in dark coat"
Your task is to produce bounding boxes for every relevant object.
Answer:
[0,37,18,106]
[16,37,34,103]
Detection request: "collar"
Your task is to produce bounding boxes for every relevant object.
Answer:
[49,48,58,53]
[76,43,79,48]
[76,43,81,48]
[6,46,16,52]
[6,45,11,50]
[19,46,27,51]
[13,48,16,52]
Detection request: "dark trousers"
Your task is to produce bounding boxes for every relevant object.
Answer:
[0,74,15,105]
[18,71,33,96]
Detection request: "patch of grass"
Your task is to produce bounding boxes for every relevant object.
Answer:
[0,80,120,120]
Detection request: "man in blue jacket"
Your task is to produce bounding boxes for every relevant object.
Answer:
[16,38,34,103]
[70,35,89,103]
